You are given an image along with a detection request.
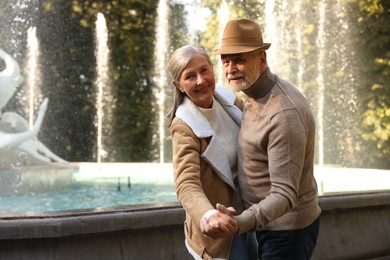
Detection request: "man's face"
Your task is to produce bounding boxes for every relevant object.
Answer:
[221,51,264,92]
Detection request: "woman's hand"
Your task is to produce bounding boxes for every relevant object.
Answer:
[201,203,239,239]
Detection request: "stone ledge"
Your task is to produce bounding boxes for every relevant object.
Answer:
[319,191,390,210]
[1,192,389,259]
[0,202,183,240]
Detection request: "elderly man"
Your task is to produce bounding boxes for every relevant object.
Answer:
[202,19,321,259]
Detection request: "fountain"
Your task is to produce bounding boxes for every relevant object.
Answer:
[25,26,41,128]
[315,0,326,166]
[154,0,169,164]
[0,50,66,161]
[0,1,389,259]
[261,0,367,167]
[215,0,230,85]
[94,12,112,163]
[0,45,175,209]
[0,0,387,215]
[0,1,177,210]
[0,0,387,216]
[0,49,71,195]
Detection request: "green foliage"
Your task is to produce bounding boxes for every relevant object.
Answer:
[198,0,389,169]
[66,0,190,162]
[0,0,387,167]
[37,0,97,161]
[199,0,265,82]
[164,2,190,162]
[358,0,390,168]
[226,0,263,20]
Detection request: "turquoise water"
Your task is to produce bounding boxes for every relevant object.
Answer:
[0,177,177,214]
[3,164,388,215]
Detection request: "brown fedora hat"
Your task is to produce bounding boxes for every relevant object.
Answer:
[212,19,271,55]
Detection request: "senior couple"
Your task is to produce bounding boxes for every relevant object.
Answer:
[167,18,321,260]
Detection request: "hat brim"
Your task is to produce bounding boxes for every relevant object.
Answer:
[212,43,271,55]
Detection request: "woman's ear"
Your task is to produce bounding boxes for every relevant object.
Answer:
[173,81,183,93]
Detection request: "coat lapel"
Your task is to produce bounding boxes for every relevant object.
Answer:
[175,86,241,190]
[214,85,242,126]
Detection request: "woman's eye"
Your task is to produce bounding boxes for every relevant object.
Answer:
[185,75,195,80]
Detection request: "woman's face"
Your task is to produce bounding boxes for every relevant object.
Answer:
[174,54,215,108]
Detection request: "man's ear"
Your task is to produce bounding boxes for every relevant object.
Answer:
[259,51,267,66]
[255,51,267,72]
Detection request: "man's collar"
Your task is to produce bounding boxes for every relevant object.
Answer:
[243,68,276,99]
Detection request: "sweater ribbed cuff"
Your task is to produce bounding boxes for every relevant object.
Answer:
[236,209,257,235]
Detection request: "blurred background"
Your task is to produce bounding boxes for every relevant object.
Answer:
[0,0,388,170]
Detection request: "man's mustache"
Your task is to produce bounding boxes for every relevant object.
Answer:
[227,72,244,80]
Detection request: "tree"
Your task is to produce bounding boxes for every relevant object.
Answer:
[198,0,389,169]
[358,0,390,168]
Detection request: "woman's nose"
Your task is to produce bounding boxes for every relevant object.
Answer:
[196,75,206,85]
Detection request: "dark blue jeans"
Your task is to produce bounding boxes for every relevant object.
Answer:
[256,217,320,260]
[229,232,258,260]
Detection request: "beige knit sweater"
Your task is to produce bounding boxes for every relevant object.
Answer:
[236,68,321,234]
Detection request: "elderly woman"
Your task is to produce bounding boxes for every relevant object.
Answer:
[166,45,256,260]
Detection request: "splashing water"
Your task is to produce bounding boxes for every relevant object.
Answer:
[316,0,326,167]
[154,0,169,164]
[95,12,111,163]
[25,26,41,128]
[216,0,230,86]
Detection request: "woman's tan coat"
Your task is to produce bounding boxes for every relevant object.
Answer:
[171,86,243,259]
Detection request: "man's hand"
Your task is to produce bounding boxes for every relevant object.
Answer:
[201,203,239,239]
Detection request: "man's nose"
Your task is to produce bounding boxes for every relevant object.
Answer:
[226,62,237,74]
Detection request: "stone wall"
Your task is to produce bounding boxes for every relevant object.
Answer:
[1,192,389,259]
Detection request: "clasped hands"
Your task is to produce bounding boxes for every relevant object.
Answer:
[201,203,239,239]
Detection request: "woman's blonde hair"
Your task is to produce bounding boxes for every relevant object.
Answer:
[166,45,213,127]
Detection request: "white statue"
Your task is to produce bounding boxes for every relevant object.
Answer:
[0,48,24,112]
[0,48,67,166]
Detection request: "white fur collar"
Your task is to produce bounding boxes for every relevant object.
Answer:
[174,86,241,190]
[175,86,241,138]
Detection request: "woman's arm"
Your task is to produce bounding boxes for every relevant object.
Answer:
[171,119,214,225]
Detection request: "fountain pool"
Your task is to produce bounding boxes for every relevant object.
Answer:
[0,163,177,215]
[1,163,389,216]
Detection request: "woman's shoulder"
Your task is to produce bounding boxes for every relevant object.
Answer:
[171,116,187,128]
[171,117,194,134]
[215,85,236,101]
[215,85,244,111]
